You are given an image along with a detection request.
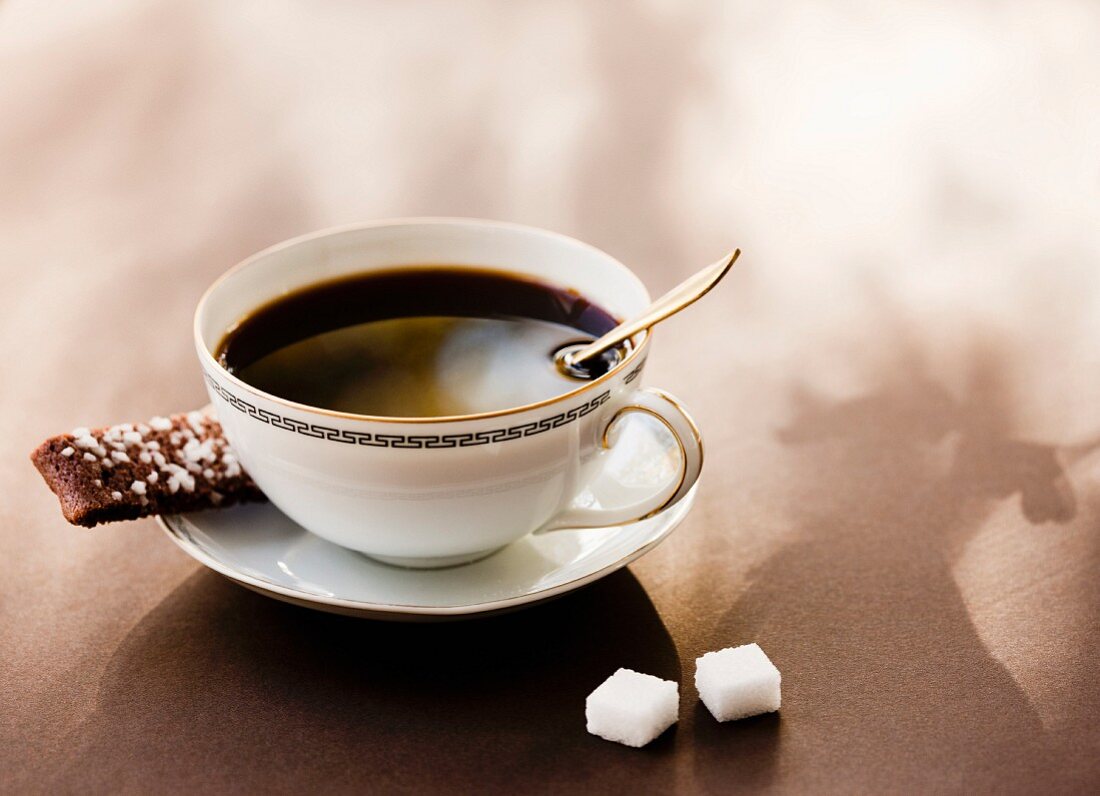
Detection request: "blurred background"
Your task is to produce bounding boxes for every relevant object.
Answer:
[3,0,1099,790]
[4,0,1099,428]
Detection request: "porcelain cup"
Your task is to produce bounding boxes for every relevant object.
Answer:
[194,219,703,568]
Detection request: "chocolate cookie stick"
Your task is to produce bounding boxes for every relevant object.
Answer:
[31,411,265,527]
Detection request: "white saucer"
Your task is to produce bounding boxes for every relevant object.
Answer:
[157,485,696,621]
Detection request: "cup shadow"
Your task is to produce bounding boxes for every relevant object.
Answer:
[42,567,680,793]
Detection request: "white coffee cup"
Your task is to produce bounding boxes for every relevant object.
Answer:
[194,219,703,568]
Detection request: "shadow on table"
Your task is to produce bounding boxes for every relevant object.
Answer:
[46,568,679,793]
[691,709,781,792]
[700,322,1098,792]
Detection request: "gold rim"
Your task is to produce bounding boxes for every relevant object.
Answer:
[598,404,687,523]
[598,388,704,522]
[645,387,705,466]
[194,218,652,425]
[155,490,694,616]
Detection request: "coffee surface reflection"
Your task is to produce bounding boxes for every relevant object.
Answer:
[216,267,622,417]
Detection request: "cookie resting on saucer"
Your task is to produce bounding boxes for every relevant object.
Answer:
[31,411,265,527]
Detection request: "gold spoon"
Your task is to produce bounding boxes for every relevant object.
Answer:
[556,248,741,376]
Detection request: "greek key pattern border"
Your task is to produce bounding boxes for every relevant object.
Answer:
[206,358,645,449]
[208,375,613,448]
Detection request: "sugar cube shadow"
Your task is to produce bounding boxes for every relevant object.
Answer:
[42,567,681,793]
[691,709,781,792]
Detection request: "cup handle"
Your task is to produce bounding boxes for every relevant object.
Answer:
[536,387,703,533]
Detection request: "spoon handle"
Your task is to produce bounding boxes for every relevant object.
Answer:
[564,249,740,367]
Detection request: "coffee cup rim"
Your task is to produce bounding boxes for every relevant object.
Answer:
[194,217,651,425]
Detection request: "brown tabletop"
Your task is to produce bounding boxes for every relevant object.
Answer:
[3,2,1099,793]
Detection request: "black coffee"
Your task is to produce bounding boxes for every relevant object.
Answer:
[216,267,623,417]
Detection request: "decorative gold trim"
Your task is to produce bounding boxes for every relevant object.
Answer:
[599,404,688,522]
[205,373,616,447]
[644,387,705,468]
[154,490,695,618]
[193,218,651,425]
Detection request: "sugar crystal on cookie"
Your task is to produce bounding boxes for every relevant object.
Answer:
[31,412,265,527]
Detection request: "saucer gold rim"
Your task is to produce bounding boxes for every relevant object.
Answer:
[155,484,696,621]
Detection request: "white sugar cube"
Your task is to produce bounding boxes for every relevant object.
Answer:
[586,668,678,748]
[695,643,781,722]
